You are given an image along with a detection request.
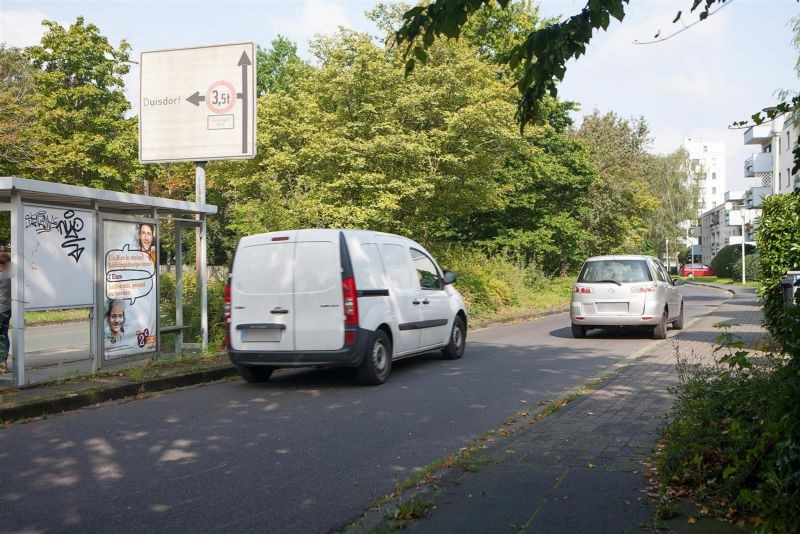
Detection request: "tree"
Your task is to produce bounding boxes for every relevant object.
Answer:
[25,17,142,190]
[256,36,311,96]
[396,0,742,131]
[0,45,37,176]
[574,111,657,254]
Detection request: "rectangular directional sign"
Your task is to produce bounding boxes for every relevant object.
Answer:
[139,42,256,163]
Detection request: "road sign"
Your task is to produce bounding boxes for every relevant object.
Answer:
[139,42,256,163]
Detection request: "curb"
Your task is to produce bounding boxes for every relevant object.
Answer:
[0,365,238,423]
[684,280,737,296]
[470,306,569,331]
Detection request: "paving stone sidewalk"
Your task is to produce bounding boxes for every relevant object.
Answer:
[397,285,764,533]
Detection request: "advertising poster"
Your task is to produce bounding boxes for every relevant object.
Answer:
[23,205,95,309]
[103,220,157,359]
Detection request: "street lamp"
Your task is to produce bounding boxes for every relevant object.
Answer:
[725,201,748,284]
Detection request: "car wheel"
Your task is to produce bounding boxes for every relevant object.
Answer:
[672,303,685,330]
[652,309,668,339]
[237,365,274,383]
[357,329,392,386]
[442,316,466,360]
[571,324,587,338]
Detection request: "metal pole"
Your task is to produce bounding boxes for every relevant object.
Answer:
[665,238,670,274]
[9,191,24,385]
[175,222,183,355]
[741,208,747,284]
[195,162,208,352]
[773,130,781,195]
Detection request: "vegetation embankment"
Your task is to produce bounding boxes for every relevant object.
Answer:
[656,191,800,531]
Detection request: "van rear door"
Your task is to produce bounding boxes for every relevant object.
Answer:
[230,238,296,352]
[293,237,344,351]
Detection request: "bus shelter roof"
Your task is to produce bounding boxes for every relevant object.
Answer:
[0,177,216,217]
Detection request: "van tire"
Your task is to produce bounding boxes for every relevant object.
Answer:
[442,316,466,359]
[237,365,274,383]
[358,330,392,386]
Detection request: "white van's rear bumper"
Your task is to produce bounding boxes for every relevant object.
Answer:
[227,327,371,368]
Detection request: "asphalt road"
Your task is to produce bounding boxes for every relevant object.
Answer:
[0,285,726,533]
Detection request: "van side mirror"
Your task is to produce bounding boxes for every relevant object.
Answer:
[673,278,685,286]
[443,271,457,285]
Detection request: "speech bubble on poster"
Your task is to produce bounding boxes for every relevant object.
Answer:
[105,245,156,305]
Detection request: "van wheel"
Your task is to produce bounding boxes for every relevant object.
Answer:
[571,324,586,338]
[358,330,392,386]
[442,316,466,359]
[652,309,668,340]
[237,365,274,383]
[672,303,685,330]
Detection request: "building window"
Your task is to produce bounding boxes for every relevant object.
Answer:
[712,158,716,165]
[712,187,716,194]
[779,172,782,186]
[712,172,716,180]
[703,145,708,152]
[787,131,792,151]
[788,168,792,187]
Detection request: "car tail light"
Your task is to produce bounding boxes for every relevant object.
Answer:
[573,286,593,294]
[224,282,231,345]
[631,285,655,293]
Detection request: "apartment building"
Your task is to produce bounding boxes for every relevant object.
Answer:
[683,138,726,216]
[744,113,798,200]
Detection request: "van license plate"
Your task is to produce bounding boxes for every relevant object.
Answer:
[241,330,283,342]
[596,302,629,314]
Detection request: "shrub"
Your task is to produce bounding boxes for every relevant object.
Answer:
[731,252,761,282]
[711,244,756,279]
[756,190,800,345]
[160,271,227,352]
[658,326,800,531]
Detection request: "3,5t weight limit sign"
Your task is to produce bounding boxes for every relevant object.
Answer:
[139,42,256,163]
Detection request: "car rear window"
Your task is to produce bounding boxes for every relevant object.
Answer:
[578,259,653,283]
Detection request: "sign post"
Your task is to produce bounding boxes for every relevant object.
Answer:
[140,42,256,352]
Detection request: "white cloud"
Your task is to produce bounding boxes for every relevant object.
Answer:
[0,10,50,48]
[266,1,352,57]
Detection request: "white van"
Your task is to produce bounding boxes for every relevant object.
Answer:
[226,229,467,385]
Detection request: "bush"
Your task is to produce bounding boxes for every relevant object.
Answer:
[731,252,761,282]
[711,244,756,279]
[658,327,800,530]
[160,271,227,352]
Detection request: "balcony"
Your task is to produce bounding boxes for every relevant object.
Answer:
[744,152,773,177]
[744,124,773,145]
[746,186,772,208]
[724,190,746,203]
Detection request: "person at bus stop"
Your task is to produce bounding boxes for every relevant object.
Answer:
[138,223,155,263]
[0,252,11,372]
[105,299,126,344]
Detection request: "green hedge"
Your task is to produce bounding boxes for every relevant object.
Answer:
[711,244,756,279]
[731,252,761,282]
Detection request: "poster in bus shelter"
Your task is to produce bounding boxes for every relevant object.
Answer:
[103,220,157,359]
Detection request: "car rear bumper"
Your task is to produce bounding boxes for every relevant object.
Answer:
[570,302,662,326]
[228,327,371,368]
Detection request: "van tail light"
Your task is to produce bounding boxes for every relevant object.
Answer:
[573,286,593,294]
[224,282,232,346]
[342,277,359,345]
[631,285,655,293]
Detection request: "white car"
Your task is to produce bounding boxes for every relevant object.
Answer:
[570,255,684,339]
[226,229,467,385]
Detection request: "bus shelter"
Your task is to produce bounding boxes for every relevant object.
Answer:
[0,177,217,387]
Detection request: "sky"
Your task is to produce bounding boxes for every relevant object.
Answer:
[1,0,798,191]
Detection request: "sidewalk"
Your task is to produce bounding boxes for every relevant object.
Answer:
[366,284,765,532]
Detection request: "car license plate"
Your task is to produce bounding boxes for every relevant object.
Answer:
[596,302,629,314]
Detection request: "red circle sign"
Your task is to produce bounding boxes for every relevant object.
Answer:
[205,80,237,114]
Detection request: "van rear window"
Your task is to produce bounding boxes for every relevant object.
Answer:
[235,242,294,294]
[578,259,652,283]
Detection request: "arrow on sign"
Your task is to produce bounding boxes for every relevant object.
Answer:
[186,91,205,106]
[236,51,251,154]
